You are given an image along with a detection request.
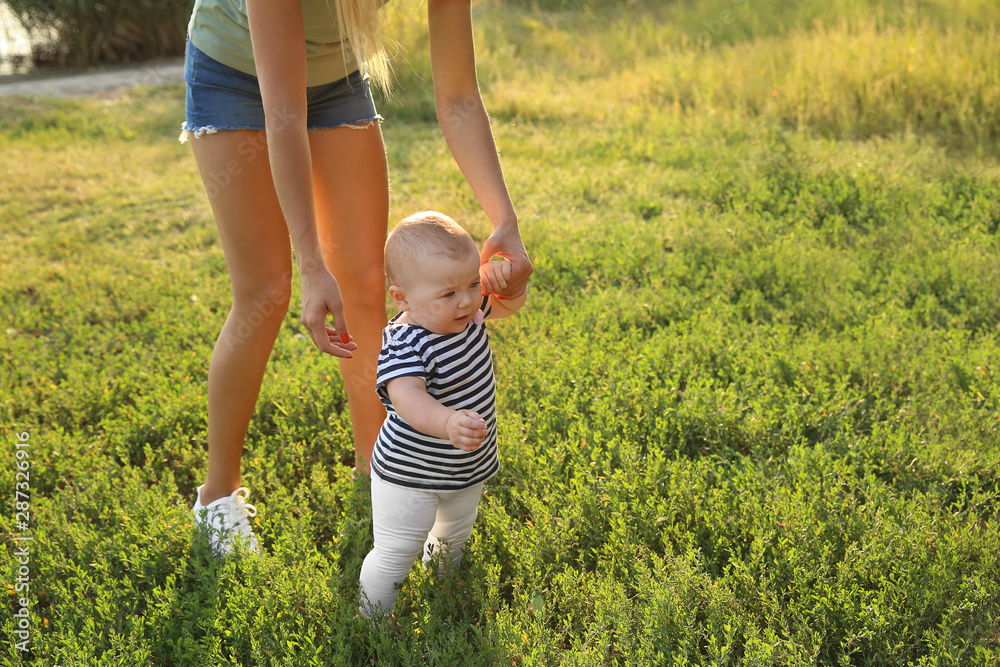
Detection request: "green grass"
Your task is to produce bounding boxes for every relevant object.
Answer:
[2,0,999,664]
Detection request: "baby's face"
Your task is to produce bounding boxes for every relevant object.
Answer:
[396,253,482,335]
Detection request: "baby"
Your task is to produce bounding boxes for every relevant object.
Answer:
[358,211,527,619]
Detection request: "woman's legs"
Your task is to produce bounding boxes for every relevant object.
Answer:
[190,122,388,505]
[191,130,293,505]
[309,123,390,473]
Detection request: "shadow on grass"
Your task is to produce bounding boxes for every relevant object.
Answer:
[151,529,232,664]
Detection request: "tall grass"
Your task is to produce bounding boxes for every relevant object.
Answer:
[402,0,1000,148]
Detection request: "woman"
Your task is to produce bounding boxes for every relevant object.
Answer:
[183,0,532,555]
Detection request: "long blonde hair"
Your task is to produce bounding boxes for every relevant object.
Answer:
[332,0,391,93]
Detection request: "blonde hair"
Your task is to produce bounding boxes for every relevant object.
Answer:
[385,212,478,286]
[330,0,391,93]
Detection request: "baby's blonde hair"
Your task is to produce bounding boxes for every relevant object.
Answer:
[385,211,478,287]
[330,0,391,93]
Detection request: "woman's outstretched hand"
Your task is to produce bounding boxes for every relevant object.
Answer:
[480,224,532,299]
[299,266,358,358]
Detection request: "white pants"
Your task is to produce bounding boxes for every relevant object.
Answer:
[359,470,484,617]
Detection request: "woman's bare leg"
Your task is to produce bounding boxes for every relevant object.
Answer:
[310,123,390,474]
[191,130,293,505]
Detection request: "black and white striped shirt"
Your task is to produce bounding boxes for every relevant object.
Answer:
[372,297,498,490]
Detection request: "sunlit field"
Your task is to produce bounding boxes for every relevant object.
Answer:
[1,0,998,664]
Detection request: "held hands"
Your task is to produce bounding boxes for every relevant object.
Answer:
[447,409,488,452]
[299,265,358,358]
[480,225,532,299]
[480,257,511,295]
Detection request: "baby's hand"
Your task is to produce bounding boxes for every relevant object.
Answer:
[446,409,487,451]
[480,258,511,296]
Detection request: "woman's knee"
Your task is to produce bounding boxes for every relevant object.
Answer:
[230,278,292,324]
[341,264,388,311]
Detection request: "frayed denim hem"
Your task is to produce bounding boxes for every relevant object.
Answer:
[178,115,383,144]
[178,122,222,143]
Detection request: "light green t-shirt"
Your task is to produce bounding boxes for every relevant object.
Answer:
[187,0,359,87]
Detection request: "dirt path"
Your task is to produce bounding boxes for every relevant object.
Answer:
[0,58,184,98]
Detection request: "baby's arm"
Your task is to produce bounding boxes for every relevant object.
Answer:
[386,376,487,452]
[480,259,527,319]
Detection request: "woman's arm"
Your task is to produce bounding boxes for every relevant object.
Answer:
[427,0,533,298]
[245,0,356,357]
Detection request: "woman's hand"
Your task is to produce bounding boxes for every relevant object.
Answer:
[480,225,532,299]
[300,266,358,358]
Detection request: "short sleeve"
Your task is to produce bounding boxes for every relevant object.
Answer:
[480,294,492,320]
[376,332,427,402]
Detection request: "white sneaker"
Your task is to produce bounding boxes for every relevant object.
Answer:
[192,485,260,556]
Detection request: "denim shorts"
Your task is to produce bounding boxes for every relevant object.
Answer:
[180,40,382,143]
